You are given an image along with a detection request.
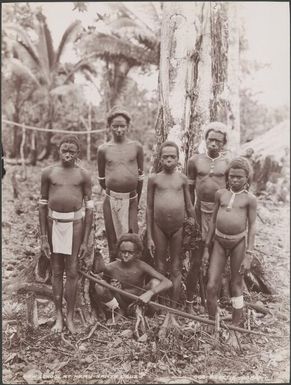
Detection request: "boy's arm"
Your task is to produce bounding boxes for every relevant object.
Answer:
[246,194,257,251]
[79,171,93,259]
[97,145,106,190]
[187,157,197,205]
[146,175,155,258]
[204,190,220,247]
[39,168,51,259]
[183,175,195,218]
[136,142,144,204]
[138,261,173,304]
[201,190,220,275]
[239,194,257,274]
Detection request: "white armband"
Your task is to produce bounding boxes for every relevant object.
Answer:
[231,295,244,309]
[188,179,195,185]
[104,297,119,310]
[39,199,48,205]
[138,171,144,181]
[85,200,94,210]
[98,176,105,180]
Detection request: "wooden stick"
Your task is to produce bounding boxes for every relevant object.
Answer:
[79,270,282,338]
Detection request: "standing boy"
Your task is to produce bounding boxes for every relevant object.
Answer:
[185,122,229,312]
[97,106,144,261]
[202,158,257,343]
[39,135,93,333]
[146,141,195,331]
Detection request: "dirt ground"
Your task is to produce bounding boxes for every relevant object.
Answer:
[2,162,290,384]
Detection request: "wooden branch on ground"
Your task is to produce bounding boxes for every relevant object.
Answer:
[80,270,282,338]
[245,301,271,315]
[6,282,53,300]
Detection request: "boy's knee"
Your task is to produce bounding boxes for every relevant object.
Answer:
[156,262,166,275]
[171,268,181,280]
[206,281,219,297]
[66,268,78,280]
[148,278,160,290]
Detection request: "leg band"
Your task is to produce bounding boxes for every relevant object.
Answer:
[231,295,244,309]
[104,297,119,310]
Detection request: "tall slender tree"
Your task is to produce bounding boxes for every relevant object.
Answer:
[4,11,94,158]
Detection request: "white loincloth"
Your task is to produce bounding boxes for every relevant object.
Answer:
[106,191,137,239]
[48,209,83,255]
[200,201,215,240]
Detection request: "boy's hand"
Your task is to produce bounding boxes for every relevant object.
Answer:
[139,290,154,304]
[201,248,209,276]
[147,238,155,259]
[40,236,51,259]
[79,243,88,259]
[239,252,253,275]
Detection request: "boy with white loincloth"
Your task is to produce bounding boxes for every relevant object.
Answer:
[97,106,144,261]
[202,157,257,345]
[39,135,93,333]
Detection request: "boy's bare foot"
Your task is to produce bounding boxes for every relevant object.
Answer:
[169,313,180,328]
[227,330,241,350]
[51,315,64,333]
[158,312,170,339]
[106,309,124,326]
[186,301,195,315]
[66,317,77,334]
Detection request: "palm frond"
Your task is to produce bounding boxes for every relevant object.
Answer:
[42,17,55,69]
[62,59,97,84]
[3,24,40,63]
[82,33,158,66]
[108,16,158,49]
[7,58,41,87]
[54,20,82,67]
[36,21,51,84]
[50,84,82,96]
[16,41,40,66]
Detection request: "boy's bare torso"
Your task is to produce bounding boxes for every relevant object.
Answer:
[105,260,146,295]
[46,165,86,212]
[102,141,140,192]
[191,154,228,201]
[216,189,250,235]
[153,172,186,235]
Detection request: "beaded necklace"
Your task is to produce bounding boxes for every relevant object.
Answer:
[226,188,248,211]
[205,152,222,176]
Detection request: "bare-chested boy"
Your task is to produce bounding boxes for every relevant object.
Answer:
[90,233,172,322]
[186,122,229,313]
[97,106,144,261]
[39,135,93,333]
[202,157,257,344]
[146,141,195,331]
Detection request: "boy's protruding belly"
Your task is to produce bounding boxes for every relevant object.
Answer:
[154,194,185,235]
[105,168,138,192]
[216,208,247,235]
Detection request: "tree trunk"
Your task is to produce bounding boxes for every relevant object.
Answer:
[155,2,198,171]
[110,61,131,107]
[226,2,240,156]
[11,112,21,158]
[189,2,212,157]
[210,3,228,123]
[30,132,37,166]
